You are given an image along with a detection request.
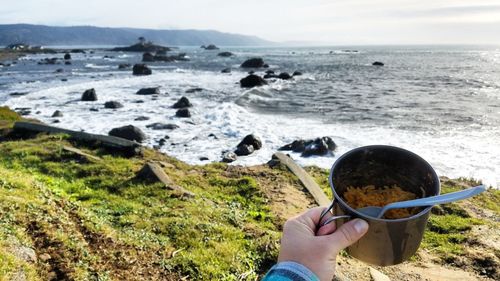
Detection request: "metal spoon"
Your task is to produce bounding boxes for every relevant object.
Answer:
[357,185,486,219]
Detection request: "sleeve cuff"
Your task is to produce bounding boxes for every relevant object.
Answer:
[263,261,320,281]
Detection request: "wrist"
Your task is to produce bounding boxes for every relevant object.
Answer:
[264,261,320,281]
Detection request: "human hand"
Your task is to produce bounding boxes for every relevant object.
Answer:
[277,207,369,281]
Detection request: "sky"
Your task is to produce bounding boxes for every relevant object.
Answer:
[1,0,500,45]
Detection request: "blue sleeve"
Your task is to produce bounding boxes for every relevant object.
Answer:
[263,261,320,281]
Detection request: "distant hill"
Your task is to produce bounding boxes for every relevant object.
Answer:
[0,24,273,46]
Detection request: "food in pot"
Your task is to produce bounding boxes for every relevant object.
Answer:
[343,185,420,219]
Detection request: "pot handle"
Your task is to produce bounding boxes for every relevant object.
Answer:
[319,199,351,228]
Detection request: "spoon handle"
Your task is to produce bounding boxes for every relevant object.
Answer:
[380,185,486,217]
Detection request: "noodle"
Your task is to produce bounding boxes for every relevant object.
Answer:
[343,185,420,219]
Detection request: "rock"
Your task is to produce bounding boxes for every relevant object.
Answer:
[132,64,152,75]
[134,116,150,121]
[222,152,237,163]
[237,134,262,150]
[64,53,71,60]
[264,73,278,79]
[302,137,336,157]
[241,57,265,68]
[208,133,218,139]
[142,52,155,62]
[235,144,255,156]
[136,162,194,197]
[292,71,303,76]
[64,61,71,65]
[70,49,85,53]
[221,68,231,73]
[89,108,99,112]
[146,123,179,130]
[204,44,219,50]
[9,92,29,97]
[108,125,146,142]
[38,58,58,65]
[111,43,171,53]
[265,70,275,75]
[185,88,203,93]
[53,120,60,124]
[173,96,192,108]
[279,140,306,152]
[51,110,63,117]
[11,245,37,263]
[55,68,64,73]
[136,87,160,95]
[61,78,68,82]
[240,74,267,88]
[118,63,131,69]
[278,72,292,80]
[199,157,209,161]
[263,64,270,68]
[158,138,167,146]
[104,101,124,109]
[248,70,255,75]
[175,108,191,118]
[218,51,233,57]
[372,61,384,66]
[200,45,206,49]
[81,88,97,101]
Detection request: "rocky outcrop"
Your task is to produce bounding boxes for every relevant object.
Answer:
[372,61,384,66]
[203,44,219,50]
[51,110,63,117]
[142,52,188,62]
[142,52,155,62]
[132,64,152,75]
[222,152,237,163]
[218,52,233,57]
[64,53,71,60]
[134,116,150,121]
[175,108,191,118]
[292,71,303,76]
[136,87,160,95]
[108,125,146,142]
[118,63,131,69]
[241,58,265,68]
[111,43,171,53]
[221,68,231,73]
[185,88,203,93]
[81,88,97,101]
[146,123,179,130]
[240,74,267,88]
[234,134,262,156]
[104,101,124,109]
[279,137,336,157]
[278,72,292,80]
[172,97,192,108]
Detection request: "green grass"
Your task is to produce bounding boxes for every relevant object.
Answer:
[0,134,280,280]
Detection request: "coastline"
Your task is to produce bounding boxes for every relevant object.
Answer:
[0,107,498,280]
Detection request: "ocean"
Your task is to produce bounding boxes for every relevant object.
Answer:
[1,45,499,188]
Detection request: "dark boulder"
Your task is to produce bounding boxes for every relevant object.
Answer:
[111,43,170,53]
[372,61,384,66]
[70,49,85,53]
[142,52,155,62]
[240,74,267,88]
[292,71,303,76]
[278,72,292,80]
[280,137,336,157]
[81,88,97,101]
[64,61,71,65]
[199,156,209,161]
[118,63,131,69]
[248,71,255,75]
[55,68,64,73]
[104,101,124,109]
[237,134,262,150]
[132,64,152,75]
[265,70,275,75]
[264,73,278,79]
[146,123,179,130]
[218,52,233,57]
[136,87,160,95]
[176,108,191,118]
[263,64,269,68]
[9,92,29,97]
[51,110,63,117]
[221,68,231,73]
[235,144,255,156]
[134,116,150,121]
[204,44,219,50]
[185,88,203,93]
[64,53,71,60]
[173,96,192,108]
[108,125,146,142]
[241,57,265,68]
[222,152,237,163]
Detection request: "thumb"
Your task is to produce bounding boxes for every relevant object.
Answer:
[326,219,369,252]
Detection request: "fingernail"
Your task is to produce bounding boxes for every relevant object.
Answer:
[353,219,369,234]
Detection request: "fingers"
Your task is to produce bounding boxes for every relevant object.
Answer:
[326,219,369,252]
[291,206,333,234]
[316,209,337,236]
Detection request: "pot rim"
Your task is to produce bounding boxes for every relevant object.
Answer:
[329,145,441,222]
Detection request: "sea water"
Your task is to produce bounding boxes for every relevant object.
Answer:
[1,45,499,188]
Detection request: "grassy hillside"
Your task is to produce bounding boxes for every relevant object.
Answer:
[0,107,498,281]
